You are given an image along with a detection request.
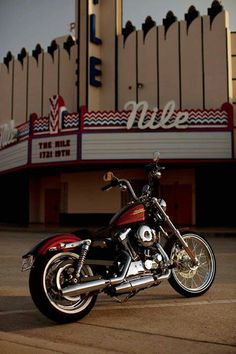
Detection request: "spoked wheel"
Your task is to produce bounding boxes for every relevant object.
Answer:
[29,252,97,323]
[166,233,216,297]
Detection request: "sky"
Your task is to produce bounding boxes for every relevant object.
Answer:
[124,0,236,30]
[0,0,236,61]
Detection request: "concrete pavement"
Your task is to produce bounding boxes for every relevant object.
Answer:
[0,230,235,354]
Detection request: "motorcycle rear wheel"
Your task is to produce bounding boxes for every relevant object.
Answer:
[29,252,97,323]
[165,233,216,297]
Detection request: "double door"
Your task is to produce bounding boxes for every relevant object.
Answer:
[45,189,60,224]
[161,183,192,226]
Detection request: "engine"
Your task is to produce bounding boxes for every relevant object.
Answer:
[118,225,167,276]
[136,225,157,247]
[116,227,168,275]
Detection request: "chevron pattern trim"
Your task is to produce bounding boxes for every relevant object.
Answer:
[29,95,80,136]
[32,116,49,134]
[83,111,130,129]
[18,122,30,140]
[83,108,229,130]
[61,112,80,131]
[49,95,65,134]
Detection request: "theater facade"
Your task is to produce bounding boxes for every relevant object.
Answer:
[0,0,236,227]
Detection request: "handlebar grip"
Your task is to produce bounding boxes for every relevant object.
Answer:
[101,178,119,191]
[145,163,165,172]
[101,183,113,191]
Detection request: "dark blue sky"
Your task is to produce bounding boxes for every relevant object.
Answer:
[0,0,235,61]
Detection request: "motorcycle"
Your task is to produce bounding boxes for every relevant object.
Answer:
[22,152,216,323]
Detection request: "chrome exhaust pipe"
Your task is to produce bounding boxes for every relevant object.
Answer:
[115,275,155,294]
[157,268,171,281]
[62,251,131,297]
[62,278,110,297]
[115,269,171,294]
[61,249,171,298]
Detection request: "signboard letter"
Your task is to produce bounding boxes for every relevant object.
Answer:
[90,14,102,45]
[90,56,102,87]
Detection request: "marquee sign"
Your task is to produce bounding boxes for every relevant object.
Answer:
[31,135,78,164]
[0,120,18,149]
[0,141,28,173]
[31,95,79,136]
[81,101,233,161]
[29,95,79,165]
[0,95,233,173]
[82,101,232,131]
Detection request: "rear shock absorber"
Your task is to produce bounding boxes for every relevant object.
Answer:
[75,239,91,277]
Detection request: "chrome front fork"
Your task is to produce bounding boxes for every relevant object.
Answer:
[153,198,198,265]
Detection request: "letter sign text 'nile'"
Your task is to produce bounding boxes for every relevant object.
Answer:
[125,101,189,130]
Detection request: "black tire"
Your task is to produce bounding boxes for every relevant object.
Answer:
[165,233,216,297]
[29,252,97,323]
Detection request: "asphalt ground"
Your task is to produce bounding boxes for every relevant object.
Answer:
[0,230,235,354]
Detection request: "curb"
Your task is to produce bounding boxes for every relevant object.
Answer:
[0,225,235,238]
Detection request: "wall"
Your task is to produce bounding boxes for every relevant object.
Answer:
[0,2,233,118]
[232,32,236,157]
[61,170,128,214]
[159,168,196,224]
[117,5,232,111]
[0,36,77,127]
[29,169,147,224]
[29,168,196,225]
[0,1,235,157]
[29,174,61,223]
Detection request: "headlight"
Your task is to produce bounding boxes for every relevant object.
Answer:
[158,198,167,212]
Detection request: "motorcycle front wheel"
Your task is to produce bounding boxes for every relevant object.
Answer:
[166,233,216,297]
[29,252,97,323]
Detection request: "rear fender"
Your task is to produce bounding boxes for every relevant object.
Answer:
[23,233,81,258]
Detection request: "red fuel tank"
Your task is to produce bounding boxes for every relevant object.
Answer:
[110,203,145,227]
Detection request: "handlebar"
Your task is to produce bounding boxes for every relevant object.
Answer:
[101,184,113,191]
[145,163,165,173]
[101,178,119,191]
[102,156,165,201]
[101,177,138,201]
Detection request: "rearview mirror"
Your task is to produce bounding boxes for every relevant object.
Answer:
[103,171,114,182]
[153,151,160,162]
